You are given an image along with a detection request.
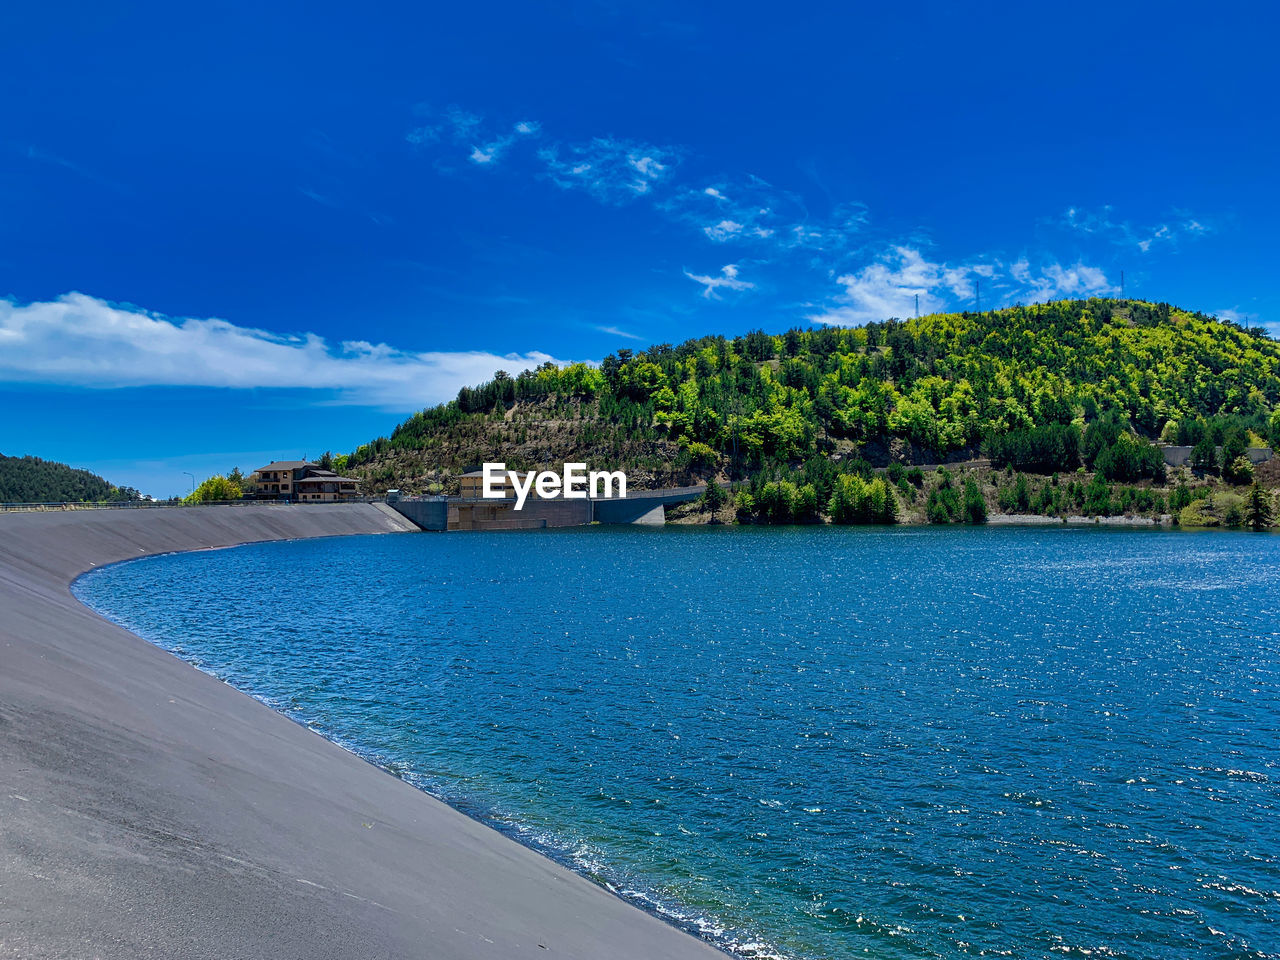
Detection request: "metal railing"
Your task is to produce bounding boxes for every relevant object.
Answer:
[0,496,384,514]
[394,484,709,505]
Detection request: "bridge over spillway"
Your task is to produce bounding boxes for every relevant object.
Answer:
[388,485,706,531]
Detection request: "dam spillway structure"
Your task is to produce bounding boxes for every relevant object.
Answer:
[386,485,706,531]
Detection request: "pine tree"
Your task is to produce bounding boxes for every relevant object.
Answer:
[702,477,727,514]
[1245,483,1274,531]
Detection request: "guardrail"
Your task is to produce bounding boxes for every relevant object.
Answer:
[0,497,385,514]
[392,485,711,505]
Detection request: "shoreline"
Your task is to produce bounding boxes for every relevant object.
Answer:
[0,504,725,959]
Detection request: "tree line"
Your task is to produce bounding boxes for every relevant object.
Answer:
[340,298,1280,527]
[0,454,140,503]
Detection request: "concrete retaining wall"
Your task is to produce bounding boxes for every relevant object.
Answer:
[1162,445,1273,468]
[0,505,721,960]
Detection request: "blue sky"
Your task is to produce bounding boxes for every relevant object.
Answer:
[2,1,1277,497]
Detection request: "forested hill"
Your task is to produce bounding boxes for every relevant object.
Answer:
[342,298,1280,495]
[0,454,141,503]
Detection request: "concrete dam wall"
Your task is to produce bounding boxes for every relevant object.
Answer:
[389,485,706,531]
[0,502,724,960]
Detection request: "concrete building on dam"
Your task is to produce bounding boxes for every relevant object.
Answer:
[388,484,706,531]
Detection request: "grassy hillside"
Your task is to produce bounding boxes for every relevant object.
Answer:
[0,454,141,503]
[340,298,1280,525]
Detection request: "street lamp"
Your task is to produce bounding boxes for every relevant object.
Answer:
[183,472,195,496]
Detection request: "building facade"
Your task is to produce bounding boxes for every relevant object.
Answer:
[252,461,360,502]
[458,469,537,499]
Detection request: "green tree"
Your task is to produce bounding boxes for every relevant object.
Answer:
[1224,455,1255,486]
[184,474,243,504]
[685,442,718,469]
[1191,437,1218,474]
[1220,428,1247,472]
[828,474,897,524]
[337,298,1280,499]
[998,472,1031,512]
[1084,474,1113,515]
[1094,432,1166,482]
[702,477,727,514]
[796,483,820,522]
[1169,483,1193,512]
[925,469,961,523]
[962,478,987,524]
[1245,483,1274,530]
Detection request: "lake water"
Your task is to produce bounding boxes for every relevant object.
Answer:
[74,525,1280,960]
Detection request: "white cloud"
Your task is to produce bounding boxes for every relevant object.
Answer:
[469,141,508,165]
[1063,205,1211,252]
[539,137,677,203]
[1009,258,1114,301]
[684,264,754,300]
[808,247,1111,326]
[468,120,543,165]
[0,293,562,410]
[808,247,971,325]
[704,219,744,241]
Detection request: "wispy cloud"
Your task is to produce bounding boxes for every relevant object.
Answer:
[403,106,876,276]
[595,324,644,340]
[469,121,541,166]
[664,178,781,243]
[23,145,128,194]
[684,263,754,300]
[298,186,391,225]
[661,177,866,254]
[399,105,1141,320]
[0,293,562,410]
[406,105,539,167]
[405,105,483,146]
[1062,205,1210,253]
[539,137,677,203]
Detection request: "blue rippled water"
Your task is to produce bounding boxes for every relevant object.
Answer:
[75,525,1280,959]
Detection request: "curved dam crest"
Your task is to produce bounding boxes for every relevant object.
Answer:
[0,503,725,960]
